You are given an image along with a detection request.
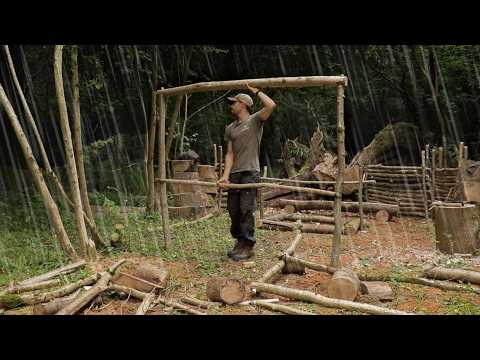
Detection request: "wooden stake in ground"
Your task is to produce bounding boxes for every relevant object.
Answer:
[158,91,171,248]
[0,82,77,259]
[331,83,345,268]
[251,282,413,315]
[70,45,105,248]
[54,45,95,260]
[421,150,429,219]
[206,278,246,304]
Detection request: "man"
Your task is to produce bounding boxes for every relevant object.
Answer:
[217,83,277,261]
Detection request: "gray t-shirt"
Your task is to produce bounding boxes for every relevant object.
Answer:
[224,111,263,173]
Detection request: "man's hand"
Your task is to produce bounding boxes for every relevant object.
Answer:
[217,176,230,189]
[246,82,259,94]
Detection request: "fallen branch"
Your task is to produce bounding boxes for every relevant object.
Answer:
[0,279,61,297]
[33,289,83,315]
[18,260,86,286]
[180,296,222,309]
[258,230,303,283]
[135,292,156,315]
[56,259,127,315]
[250,282,413,315]
[253,300,316,315]
[154,295,207,315]
[0,273,101,309]
[424,267,480,285]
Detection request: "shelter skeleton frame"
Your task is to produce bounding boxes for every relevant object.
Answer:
[153,76,349,266]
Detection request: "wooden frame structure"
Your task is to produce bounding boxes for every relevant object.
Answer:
[153,76,348,266]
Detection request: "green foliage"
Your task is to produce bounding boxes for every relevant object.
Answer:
[443,296,480,315]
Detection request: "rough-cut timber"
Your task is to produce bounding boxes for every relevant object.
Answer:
[157,76,348,96]
[277,199,399,216]
[251,282,412,315]
[432,204,480,254]
[327,269,361,301]
[206,278,246,304]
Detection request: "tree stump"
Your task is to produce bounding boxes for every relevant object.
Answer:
[206,278,246,304]
[327,269,360,301]
[432,204,480,254]
[375,210,391,223]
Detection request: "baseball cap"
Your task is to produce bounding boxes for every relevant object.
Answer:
[227,93,253,108]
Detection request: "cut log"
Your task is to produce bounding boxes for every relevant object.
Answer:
[261,219,336,234]
[198,165,217,180]
[33,289,82,315]
[251,282,412,315]
[277,199,399,216]
[327,269,361,301]
[180,296,222,309]
[253,300,315,315]
[111,271,162,293]
[432,204,480,254]
[281,213,336,224]
[282,260,306,275]
[359,281,393,301]
[18,260,86,286]
[131,263,169,289]
[171,160,195,173]
[56,259,127,315]
[171,192,213,207]
[424,267,480,285]
[344,218,361,235]
[135,292,156,315]
[375,210,391,222]
[206,278,246,304]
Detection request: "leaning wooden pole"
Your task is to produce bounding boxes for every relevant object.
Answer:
[54,45,94,260]
[331,84,345,268]
[158,92,171,248]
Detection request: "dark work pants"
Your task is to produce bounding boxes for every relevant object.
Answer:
[227,171,260,246]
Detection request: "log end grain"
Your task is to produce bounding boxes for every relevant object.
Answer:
[206,277,246,304]
[375,210,391,223]
[327,269,360,301]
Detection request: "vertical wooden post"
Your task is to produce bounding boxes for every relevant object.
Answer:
[432,148,437,202]
[421,150,428,219]
[213,143,218,169]
[258,166,267,220]
[217,145,223,211]
[146,91,157,214]
[438,146,444,169]
[364,166,369,202]
[458,142,464,183]
[331,84,345,268]
[358,166,365,231]
[464,145,468,164]
[158,92,171,248]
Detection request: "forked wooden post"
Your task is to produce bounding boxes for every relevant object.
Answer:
[158,92,171,248]
[331,83,345,268]
[421,150,428,219]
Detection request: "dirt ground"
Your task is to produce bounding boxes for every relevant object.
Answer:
[5,210,480,315]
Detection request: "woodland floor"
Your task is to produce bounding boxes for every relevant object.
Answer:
[3,208,480,315]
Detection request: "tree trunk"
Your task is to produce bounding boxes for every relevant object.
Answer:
[0,82,77,259]
[327,269,361,301]
[206,277,246,304]
[250,282,412,315]
[54,45,95,260]
[432,204,480,254]
[70,45,105,249]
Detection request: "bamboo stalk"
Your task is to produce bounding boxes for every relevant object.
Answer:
[158,92,171,249]
[157,76,348,96]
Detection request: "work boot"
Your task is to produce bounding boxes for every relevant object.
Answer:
[227,240,242,258]
[230,241,255,262]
